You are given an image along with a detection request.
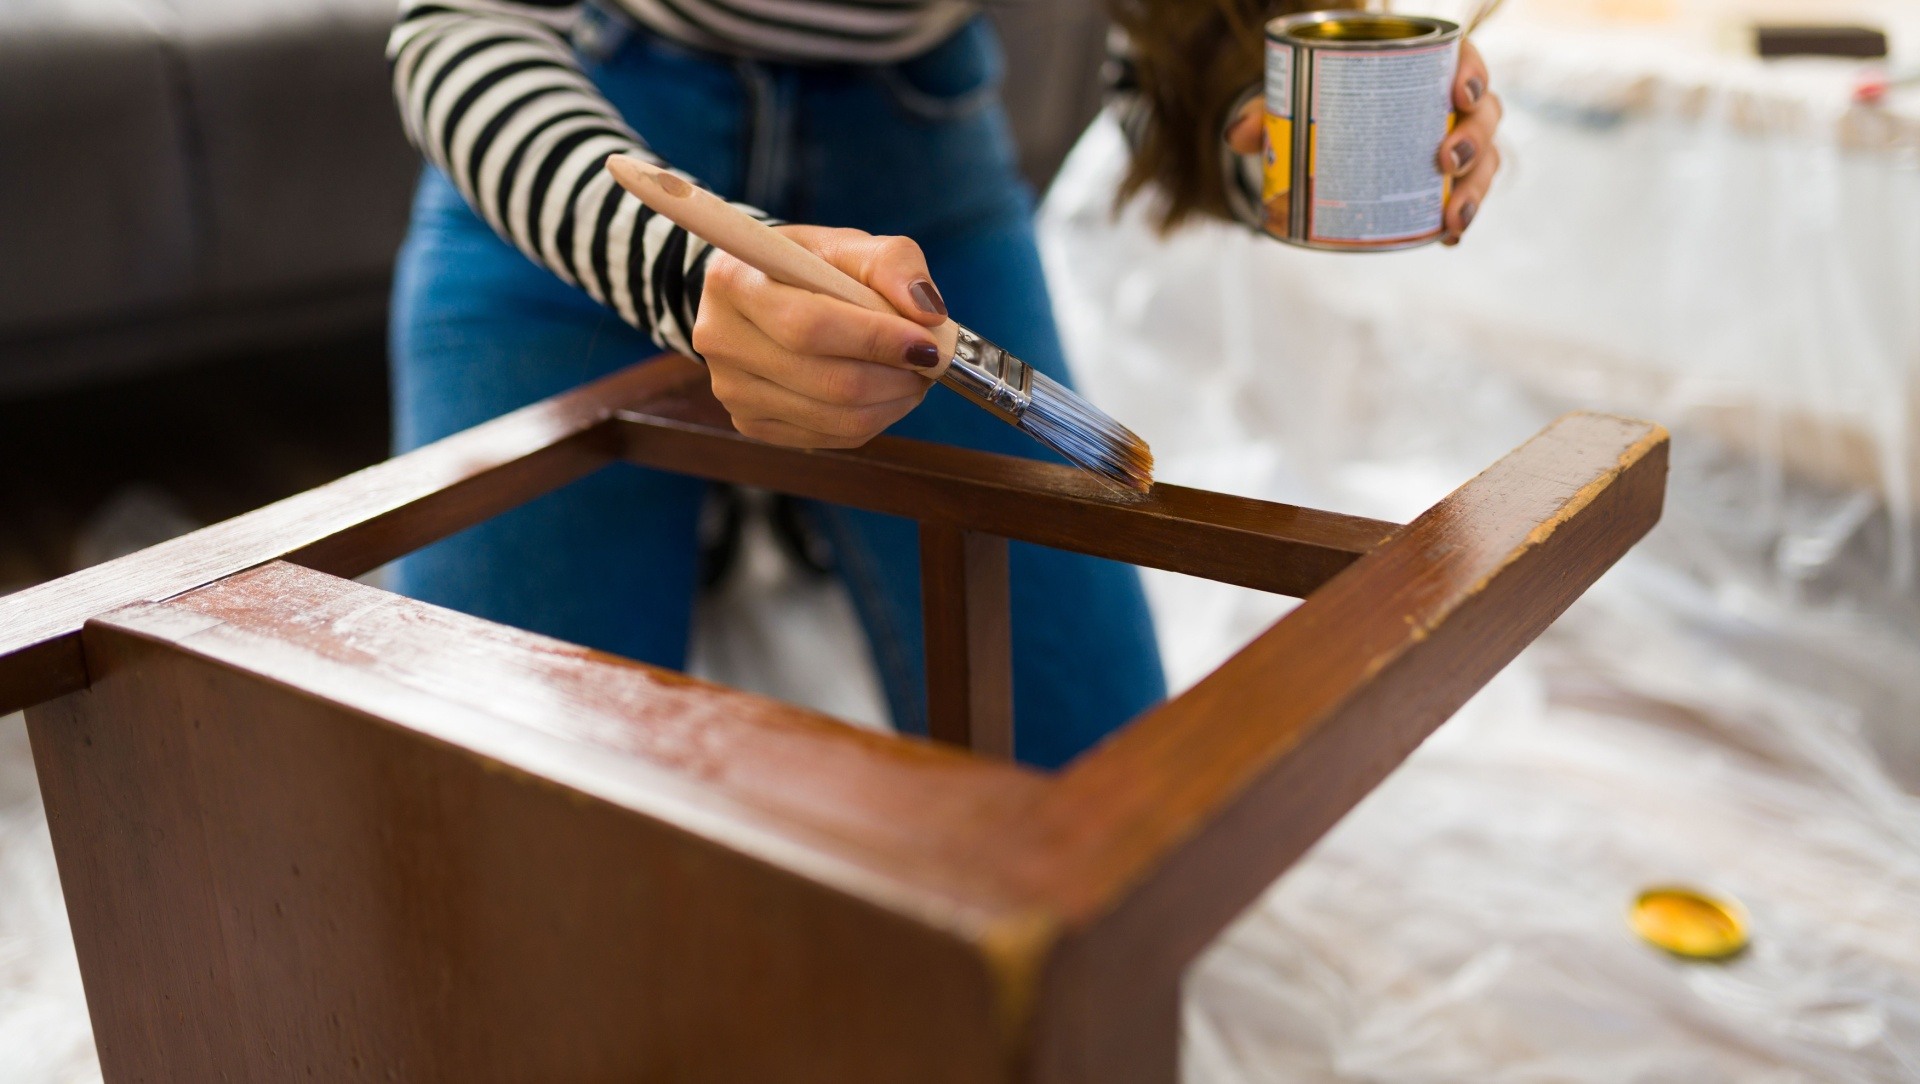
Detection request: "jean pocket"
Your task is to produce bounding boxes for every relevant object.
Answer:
[873,18,1004,122]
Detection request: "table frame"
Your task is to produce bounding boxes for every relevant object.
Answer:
[1,356,1667,1081]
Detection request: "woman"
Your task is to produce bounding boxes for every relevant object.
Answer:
[386,0,1503,768]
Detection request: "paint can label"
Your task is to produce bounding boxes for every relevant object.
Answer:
[1263,46,1294,208]
[1263,14,1460,252]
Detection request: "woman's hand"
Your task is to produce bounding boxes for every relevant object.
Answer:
[1433,42,1502,245]
[1225,40,1503,245]
[693,226,949,448]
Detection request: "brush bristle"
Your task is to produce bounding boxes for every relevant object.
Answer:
[1018,371,1154,493]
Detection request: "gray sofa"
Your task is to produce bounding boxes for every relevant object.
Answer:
[0,0,418,399]
[0,0,1105,401]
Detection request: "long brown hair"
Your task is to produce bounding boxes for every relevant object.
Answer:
[1106,0,1356,231]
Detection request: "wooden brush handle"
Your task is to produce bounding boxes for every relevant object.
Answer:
[604,154,958,374]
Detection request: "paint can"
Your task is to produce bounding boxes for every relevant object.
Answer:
[1262,12,1462,250]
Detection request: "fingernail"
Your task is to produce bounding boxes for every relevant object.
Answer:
[1466,76,1485,104]
[905,342,940,368]
[1459,201,1478,229]
[909,279,947,317]
[1451,141,1477,172]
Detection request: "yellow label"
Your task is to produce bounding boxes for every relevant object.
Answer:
[1262,113,1293,204]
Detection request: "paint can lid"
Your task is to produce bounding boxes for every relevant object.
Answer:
[1629,886,1750,960]
[1267,12,1457,46]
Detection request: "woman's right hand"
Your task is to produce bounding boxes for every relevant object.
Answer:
[693,225,951,449]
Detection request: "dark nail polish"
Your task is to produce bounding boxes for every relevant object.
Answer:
[909,279,947,317]
[1459,201,1478,229]
[1451,141,1477,172]
[1466,76,1485,104]
[905,342,940,368]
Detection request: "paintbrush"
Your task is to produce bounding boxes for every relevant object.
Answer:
[604,154,1154,493]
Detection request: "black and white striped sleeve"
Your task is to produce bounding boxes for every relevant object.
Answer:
[387,0,772,356]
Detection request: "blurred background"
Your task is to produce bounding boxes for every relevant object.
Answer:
[3,0,1917,1079]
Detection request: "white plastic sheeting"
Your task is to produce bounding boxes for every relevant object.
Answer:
[0,713,94,1084]
[1037,58,1920,1077]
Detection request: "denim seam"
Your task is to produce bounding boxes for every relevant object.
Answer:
[870,66,1000,122]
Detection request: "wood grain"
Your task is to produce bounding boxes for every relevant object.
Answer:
[1013,414,1670,1083]
[921,525,1014,757]
[616,410,1396,596]
[141,561,1049,910]
[3,356,1393,719]
[0,358,708,716]
[30,562,1057,1082]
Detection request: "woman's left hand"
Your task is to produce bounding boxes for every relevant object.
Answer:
[1226,40,1503,245]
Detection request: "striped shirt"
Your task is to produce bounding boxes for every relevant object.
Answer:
[387,0,1255,356]
[624,0,978,62]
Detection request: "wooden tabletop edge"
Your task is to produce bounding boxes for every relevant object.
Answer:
[613,408,1401,552]
[0,359,709,715]
[996,409,1673,921]
[81,579,1052,945]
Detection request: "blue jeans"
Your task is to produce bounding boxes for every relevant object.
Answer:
[389,15,1165,768]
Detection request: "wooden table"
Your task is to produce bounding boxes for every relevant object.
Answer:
[0,356,1666,1082]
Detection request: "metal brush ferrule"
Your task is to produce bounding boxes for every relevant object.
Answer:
[936,324,1032,424]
